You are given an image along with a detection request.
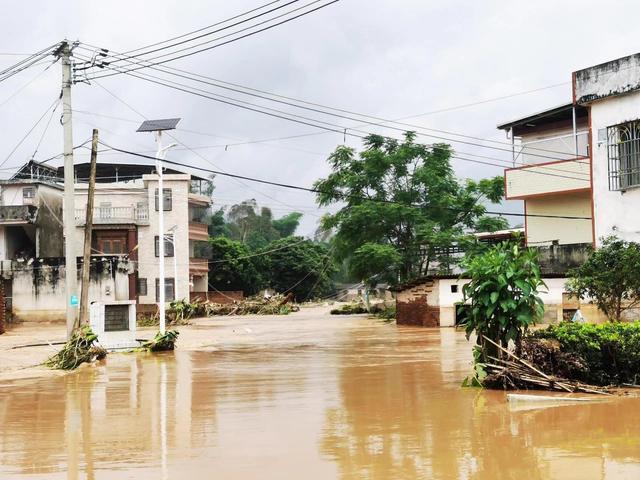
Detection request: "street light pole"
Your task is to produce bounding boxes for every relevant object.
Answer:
[136,118,181,335]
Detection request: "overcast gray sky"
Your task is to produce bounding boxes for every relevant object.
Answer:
[1,0,639,235]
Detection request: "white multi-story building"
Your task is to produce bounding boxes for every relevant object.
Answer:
[70,162,212,304]
[0,160,212,322]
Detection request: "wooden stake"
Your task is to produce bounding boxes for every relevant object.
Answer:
[78,129,98,326]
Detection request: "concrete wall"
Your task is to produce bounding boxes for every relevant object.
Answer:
[575,53,640,104]
[525,191,593,245]
[11,257,132,322]
[589,90,640,245]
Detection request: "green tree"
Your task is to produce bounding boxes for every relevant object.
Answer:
[272,212,303,238]
[224,199,303,250]
[315,132,504,283]
[568,237,640,321]
[460,241,545,362]
[262,237,337,300]
[349,243,401,310]
[208,237,263,295]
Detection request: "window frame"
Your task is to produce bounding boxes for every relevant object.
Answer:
[154,188,172,211]
[154,234,175,257]
[155,278,175,302]
[137,277,148,296]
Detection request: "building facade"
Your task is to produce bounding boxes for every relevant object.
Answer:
[0,161,212,322]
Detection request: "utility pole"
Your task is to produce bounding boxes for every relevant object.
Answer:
[61,40,78,339]
[79,129,98,326]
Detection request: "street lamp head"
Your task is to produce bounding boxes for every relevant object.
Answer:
[136,118,181,132]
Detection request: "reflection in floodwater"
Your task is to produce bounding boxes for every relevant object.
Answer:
[0,317,639,479]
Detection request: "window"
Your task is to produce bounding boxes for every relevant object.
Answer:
[607,120,640,190]
[104,305,130,331]
[450,284,458,293]
[155,278,175,302]
[22,187,35,199]
[95,231,127,255]
[154,234,174,257]
[154,188,172,211]
[137,278,148,296]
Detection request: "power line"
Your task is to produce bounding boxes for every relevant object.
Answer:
[69,106,589,179]
[0,59,58,110]
[76,42,579,160]
[77,0,339,78]
[79,66,590,183]
[0,97,61,169]
[119,0,283,56]
[88,78,323,212]
[98,140,592,221]
[73,51,591,177]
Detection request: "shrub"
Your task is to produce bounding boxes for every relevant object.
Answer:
[531,321,640,385]
[460,240,545,361]
[567,236,640,321]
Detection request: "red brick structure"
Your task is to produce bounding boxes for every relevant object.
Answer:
[393,279,441,327]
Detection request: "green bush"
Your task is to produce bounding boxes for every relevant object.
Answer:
[532,321,640,385]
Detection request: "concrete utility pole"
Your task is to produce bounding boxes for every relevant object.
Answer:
[79,129,98,326]
[61,40,78,338]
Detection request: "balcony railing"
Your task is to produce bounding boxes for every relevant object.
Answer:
[505,157,591,199]
[189,257,209,274]
[188,221,209,241]
[0,205,37,224]
[75,205,149,225]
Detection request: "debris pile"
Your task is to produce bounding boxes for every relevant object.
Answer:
[140,330,179,352]
[480,337,612,395]
[203,293,299,316]
[44,326,107,370]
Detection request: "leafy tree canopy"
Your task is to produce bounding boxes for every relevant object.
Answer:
[207,237,263,295]
[568,236,640,321]
[315,132,505,283]
[261,236,337,300]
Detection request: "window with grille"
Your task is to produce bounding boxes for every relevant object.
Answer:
[154,234,174,257]
[104,305,130,331]
[155,278,175,302]
[154,188,172,211]
[607,120,640,190]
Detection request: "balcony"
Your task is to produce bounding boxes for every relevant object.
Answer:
[75,205,149,226]
[0,205,37,224]
[189,257,209,275]
[505,157,591,199]
[189,222,209,241]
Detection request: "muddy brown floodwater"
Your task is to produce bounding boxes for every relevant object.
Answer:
[1,312,640,479]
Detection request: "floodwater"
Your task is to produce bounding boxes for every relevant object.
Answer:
[1,314,640,479]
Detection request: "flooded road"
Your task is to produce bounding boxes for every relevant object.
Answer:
[1,312,640,479]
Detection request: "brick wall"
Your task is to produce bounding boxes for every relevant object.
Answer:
[395,280,440,327]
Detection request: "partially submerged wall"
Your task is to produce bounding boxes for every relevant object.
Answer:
[11,257,132,322]
[395,280,440,327]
